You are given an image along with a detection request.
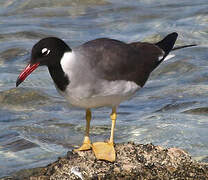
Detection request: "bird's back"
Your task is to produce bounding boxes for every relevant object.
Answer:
[76,38,164,87]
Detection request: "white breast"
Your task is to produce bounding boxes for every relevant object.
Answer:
[59,51,141,109]
[60,51,76,79]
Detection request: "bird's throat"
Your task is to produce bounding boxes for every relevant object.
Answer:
[48,63,70,91]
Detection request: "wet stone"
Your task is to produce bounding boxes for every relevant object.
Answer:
[0,32,49,41]
[14,0,109,9]
[0,88,51,110]
[0,48,27,61]
[201,157,208,163]
[183,107,208,115]
[1,138,38,152]
[0,167,48,180]
[2,142,208,179]
[156,101,198,113]
[152,60,196,78]
[142,34,163,43]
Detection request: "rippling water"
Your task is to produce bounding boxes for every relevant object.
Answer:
[0,0,208,177]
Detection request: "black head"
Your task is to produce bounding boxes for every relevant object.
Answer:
[30,37,71,66]
[16,37,71,87]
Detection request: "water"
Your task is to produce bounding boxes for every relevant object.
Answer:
[0,0,208,177]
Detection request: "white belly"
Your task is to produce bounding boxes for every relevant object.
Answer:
[58,80,141,109]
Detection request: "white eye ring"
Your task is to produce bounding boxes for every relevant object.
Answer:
[42,48,50,55]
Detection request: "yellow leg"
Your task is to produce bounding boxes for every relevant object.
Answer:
[109,107,117,144]
[74,109,92,151]
[92,107,116,162]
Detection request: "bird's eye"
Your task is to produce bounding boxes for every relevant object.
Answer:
[41,48,50,56]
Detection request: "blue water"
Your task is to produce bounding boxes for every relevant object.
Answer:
[0,0,208,177]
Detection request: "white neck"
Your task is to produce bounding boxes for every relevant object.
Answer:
[60,51,76,77]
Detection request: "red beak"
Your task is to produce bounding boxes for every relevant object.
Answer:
[16,62,40,87]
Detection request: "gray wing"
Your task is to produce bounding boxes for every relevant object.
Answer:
[77,38,164,87]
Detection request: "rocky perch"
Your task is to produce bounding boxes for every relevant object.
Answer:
[2,143,208,180]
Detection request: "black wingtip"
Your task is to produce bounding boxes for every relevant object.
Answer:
[155,32,178,55]
[170,32,178,37]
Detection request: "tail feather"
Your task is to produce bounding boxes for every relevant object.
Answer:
[155,32,178,58]
[172,44,197,51]
[155,32,197,62]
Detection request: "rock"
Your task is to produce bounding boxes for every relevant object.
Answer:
[202,156,208,163]
[142,34,163,43]
[155,101,198,113]
[1,137,38,152]
[0,87,51,110]
[0,167,47,180]
[183,107,208,115]
[2,142,208,180]
[0,48,27,61]
[152,60,196,78]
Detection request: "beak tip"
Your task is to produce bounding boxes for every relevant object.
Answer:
[16,78,22,87]
[16,62,39,87]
